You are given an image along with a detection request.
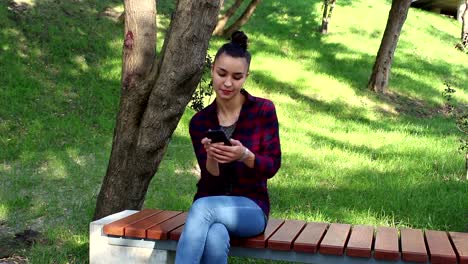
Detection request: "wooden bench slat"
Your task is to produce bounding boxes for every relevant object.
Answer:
[267,220,306,251]
[346,225,374,258]
[374,226,400,261]
[103,209,161,236]
[292,222,328,253]
[449,231,468,264]
[125,211,181,238]
[319,223,351,256]
[400,228,428,263]
[146,212,188,240]
[169,224,184,241]
[232,218,284,248]
[425,230,457,264]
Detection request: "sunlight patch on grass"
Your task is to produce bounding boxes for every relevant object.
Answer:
[38,155,68,179]
[72,55,89,71]
[0,204,7,220]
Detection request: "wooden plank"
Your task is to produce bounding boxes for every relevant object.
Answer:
[102,209,161,236]
[374,226,400,261]
[449,232,468,264]
[169,224,184,241]
[319,223,351,256]
[147,213,188,240]
[293,222,329,253]
[346,225,374,258]
[425,230,457,264]
[400,228,428,263]
[124,211,181,238]
[232,219,284,248]
[267,220,306,251]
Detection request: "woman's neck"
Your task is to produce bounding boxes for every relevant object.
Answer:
[216,93,245,126]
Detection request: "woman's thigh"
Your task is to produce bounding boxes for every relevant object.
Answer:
[191,195,266,237]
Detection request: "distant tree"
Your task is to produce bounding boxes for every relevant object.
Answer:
[213,0,243,36]
[93,0,221,220]
[321,0,337,34]
[461,0,468,49]
[368,0,411,93]
[213,0,262,37]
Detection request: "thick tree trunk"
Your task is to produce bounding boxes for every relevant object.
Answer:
[213,0,244,36]
[462,0,468,48]
[368,0,411,93]
[93,0,221,220]
[222,0,261,38]
[321,0,336,34]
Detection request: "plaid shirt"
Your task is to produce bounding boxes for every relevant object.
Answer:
[189,89,281,217]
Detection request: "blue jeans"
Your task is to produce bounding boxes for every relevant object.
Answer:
[175,196,266,264]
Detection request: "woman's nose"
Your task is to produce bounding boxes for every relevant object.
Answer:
[224,78,232,87]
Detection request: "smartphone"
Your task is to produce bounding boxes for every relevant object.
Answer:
[205,129,232,146]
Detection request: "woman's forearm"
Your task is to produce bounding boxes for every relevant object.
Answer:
[243,148,255,168]
[206,158,220,176]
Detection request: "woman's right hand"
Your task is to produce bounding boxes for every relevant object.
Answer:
[201,137,217,161]
[202,137,221,176]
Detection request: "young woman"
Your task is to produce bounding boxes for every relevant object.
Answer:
[175,31,281,264]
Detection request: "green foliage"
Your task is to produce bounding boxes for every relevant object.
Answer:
[189,55,214,112]
[443,82,468,153]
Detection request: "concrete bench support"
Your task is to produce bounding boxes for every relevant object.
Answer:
[89,210,175,264]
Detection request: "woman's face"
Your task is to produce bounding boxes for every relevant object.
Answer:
[211,53,249,101]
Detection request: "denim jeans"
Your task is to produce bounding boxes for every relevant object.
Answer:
[174,196,266,264]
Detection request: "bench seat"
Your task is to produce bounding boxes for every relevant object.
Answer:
[90,209,468,264]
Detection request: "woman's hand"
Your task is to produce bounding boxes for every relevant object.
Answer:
[203,138,245,164]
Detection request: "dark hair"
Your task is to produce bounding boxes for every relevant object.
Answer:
[214,31,251,68]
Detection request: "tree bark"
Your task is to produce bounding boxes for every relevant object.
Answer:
[321,0,336,34]
[368,0,411,93]
[222,0,262,38]
[93,0,221,220]
[213,0,244,36]
[462,0,468,48]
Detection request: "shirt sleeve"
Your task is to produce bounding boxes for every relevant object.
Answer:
[189,115,215,178]
[250,100,281,179]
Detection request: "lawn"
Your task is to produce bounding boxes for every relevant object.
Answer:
[0,0,467,263]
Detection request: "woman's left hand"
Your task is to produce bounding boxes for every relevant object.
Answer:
[209,138,245,163]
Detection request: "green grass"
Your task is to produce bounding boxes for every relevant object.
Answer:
[1,0,467,263]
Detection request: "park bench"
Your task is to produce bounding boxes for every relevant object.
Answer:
[89,209,468,264]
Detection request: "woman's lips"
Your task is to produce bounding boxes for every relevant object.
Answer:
[220,89,232,95]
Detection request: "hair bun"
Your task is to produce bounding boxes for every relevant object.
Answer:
[231,31,248,51]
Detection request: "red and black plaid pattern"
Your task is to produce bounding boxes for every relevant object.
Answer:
[189,89,281,217]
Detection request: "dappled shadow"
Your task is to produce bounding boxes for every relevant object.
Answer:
[1,0,467,262]
[251,70,461,138]
[241,0,467,109]
[0,0,131,260]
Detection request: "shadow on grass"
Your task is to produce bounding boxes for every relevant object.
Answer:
[242,0,467,106]
[269,151,467,232]
[1,0,467,261]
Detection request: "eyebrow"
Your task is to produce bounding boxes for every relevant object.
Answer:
[216,67,245,76]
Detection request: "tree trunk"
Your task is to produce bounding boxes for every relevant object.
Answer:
[222,0,261,38]
[213,0,244,36]
[466,152,468,180]
[368,0,411,93]
[321,0,336,34]
[93,0,221,220]
[462,0,468,48]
